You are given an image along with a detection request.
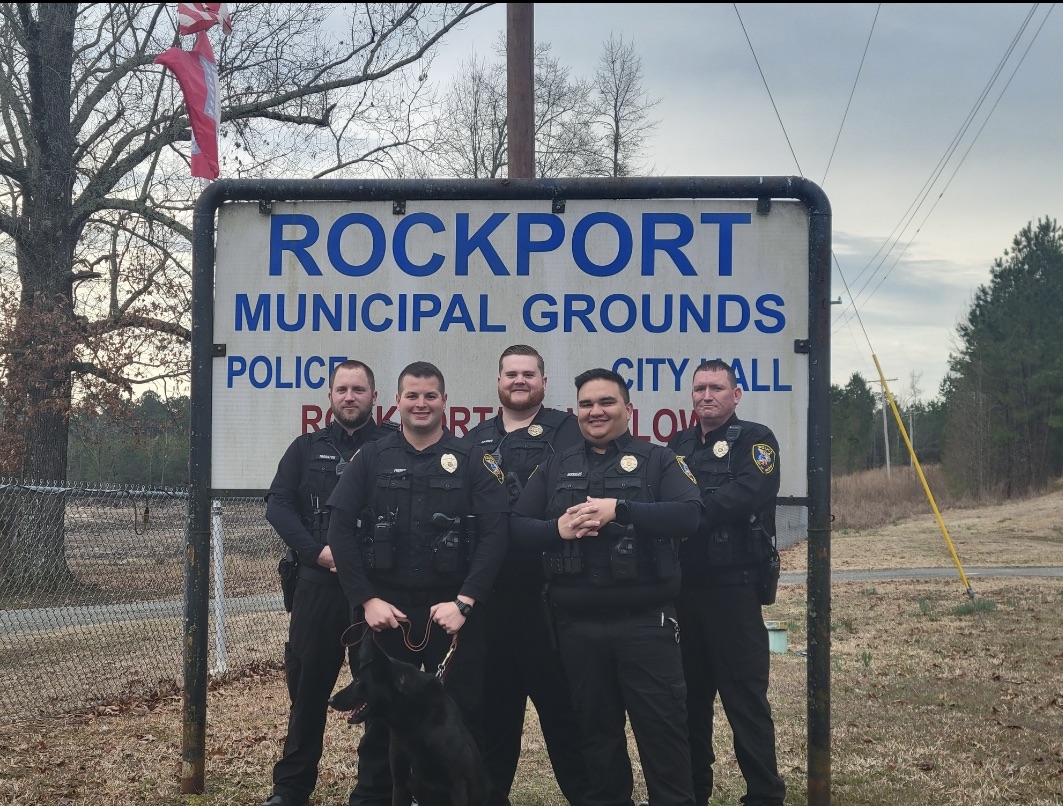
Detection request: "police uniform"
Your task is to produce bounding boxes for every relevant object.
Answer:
[264,419,390,805]
[327,429,510,806]
[465,408,589,806]
[668,416,786,806]
[511,432,702,806]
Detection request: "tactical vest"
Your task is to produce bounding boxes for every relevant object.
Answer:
[297,428,351,544]
[467,407,571,483]
[672,425,773,568]
[543,440,678,586]
[366,435,474,588]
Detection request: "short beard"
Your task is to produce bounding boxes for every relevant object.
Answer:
[499,386,545,413]
[332,406,373,431]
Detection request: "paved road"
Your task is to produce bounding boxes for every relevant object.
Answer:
[4,568,1062,636]
[781,566,1063,584]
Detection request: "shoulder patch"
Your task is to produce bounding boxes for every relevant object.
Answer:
[752,444,777,474]
[676,455,698,485]
[483,453,506,484]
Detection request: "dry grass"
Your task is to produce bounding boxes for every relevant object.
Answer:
[1,483,1062,805]
[830,463,1007,532]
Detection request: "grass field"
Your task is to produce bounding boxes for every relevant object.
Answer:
[0,468,1060,805]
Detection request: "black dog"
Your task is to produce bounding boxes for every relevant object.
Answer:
[329,639,489,806]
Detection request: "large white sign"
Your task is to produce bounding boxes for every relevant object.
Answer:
[212,198,810,494]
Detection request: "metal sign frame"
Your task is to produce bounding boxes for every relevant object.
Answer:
[182,177,832,803]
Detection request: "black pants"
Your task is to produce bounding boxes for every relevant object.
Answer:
[557,606,694,806]
[678,583,785,806]
[272,573,352,801]
[349,600,488,806]
[482,585,589,806]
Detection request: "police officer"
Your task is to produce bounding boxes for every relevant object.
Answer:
[260,360,391,806]
[667,359,785,806]
[327,360,510,806]
[464,345,588,806]
[511,368,702,806]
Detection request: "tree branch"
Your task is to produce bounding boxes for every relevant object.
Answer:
[85,312,191,342]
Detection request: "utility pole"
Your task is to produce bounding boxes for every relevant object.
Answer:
[872,378,898,479]
[506,4,534,179]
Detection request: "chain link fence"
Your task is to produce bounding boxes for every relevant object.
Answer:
[0,479,287,724]
[0,477,808,725]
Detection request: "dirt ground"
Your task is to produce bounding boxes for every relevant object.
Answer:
[0,490,1061,805]
[787,486,1063,572]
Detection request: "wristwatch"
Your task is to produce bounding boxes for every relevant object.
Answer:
[453,598,472,617]
[614,499,631,525]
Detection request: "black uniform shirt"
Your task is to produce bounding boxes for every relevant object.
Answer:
[669,414,780,529]
[510,431,702,610]
[326,429,510,609]
[265,419,386,565]
[464,406,582,589]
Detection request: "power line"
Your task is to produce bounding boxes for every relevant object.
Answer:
[832,3,1051,333]
[821,4,880,187]
[860,3,1056,304]
[732,3,803,176]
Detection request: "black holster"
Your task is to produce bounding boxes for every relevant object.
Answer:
[278,547,299,612]
[759,546,781,606]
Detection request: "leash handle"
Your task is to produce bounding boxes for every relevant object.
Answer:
[341,621,371,649]
[399,617,434,651]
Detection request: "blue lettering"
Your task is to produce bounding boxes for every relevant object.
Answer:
[412,294,442,330]
[441,294,475,332]
[277,294,306,332]
[572,212,632,277]
[731,358,748,391]
[600,294,636,333]
[276,356,293,389]
[456,213,510,276]
[718,294,749,333]
[227,356,246,387]
[269,214,321,276]
[612,357,635,388]
[699,213,751,276]
[517,213,565,275]
[773,359,792,392]
[313,294,342,331]
[328,213,385,277]
[328,356,348,382]
[394,213,445,277]
[644,294,673,334]
[565,294,597,333]
[749,358,771,391]
[679,295,711,332]
[479,294,506,332]
[755,294,786,333]
[235,294,270,331]
[524,294,557,333]
[305,356,326,389]
[363,293,393,332]
[641,213,696,276]
[249,356,273,389]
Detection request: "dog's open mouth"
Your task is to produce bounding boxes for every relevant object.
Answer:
[341,699,369,725]
[329,680,371,724]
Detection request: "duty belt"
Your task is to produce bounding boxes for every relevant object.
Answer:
[692,566,760,587]
[297,563,342,586]
[371,585,461,607]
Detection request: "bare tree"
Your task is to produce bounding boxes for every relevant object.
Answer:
[429,36,612,178]
[0,2,490,586]
[592,33,659,177]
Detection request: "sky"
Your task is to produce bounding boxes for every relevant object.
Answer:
[427,3,1062,401]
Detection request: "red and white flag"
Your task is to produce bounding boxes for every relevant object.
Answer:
[177,3,232,37]
[155,32,221,180]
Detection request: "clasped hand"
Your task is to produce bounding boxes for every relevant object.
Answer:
[557,496,618,540]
